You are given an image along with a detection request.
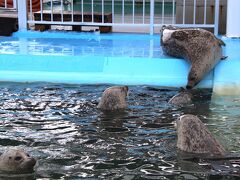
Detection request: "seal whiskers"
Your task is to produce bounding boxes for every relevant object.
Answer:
[0,148,36,173]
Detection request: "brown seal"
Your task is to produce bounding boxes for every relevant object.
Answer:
[161,25,226,89]
[176,114,225,155]
[0,148,36,173]
[97,86,128,111]
[168,88,192,106]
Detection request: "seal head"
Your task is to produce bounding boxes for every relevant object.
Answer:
[176,114,225,156]
[0,148,36,173]
[168,88,192,106]
[97,86,128,111]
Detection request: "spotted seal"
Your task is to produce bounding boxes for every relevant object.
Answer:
[97,86,128,111]
[161,26,226,89]
[168,88,192,106]
[0,148,36,173]
[176,114,225,155]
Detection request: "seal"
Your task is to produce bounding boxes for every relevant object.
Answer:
[97,86,128,111]
[168,88,192,106]
[0,148,36,173]
[176,114,225,155]
[160,25,226,89]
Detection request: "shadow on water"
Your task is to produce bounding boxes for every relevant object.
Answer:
[0,82,239,179]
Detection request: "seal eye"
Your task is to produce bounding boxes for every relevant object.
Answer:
[26,153,30,157]
[15,156,22,161]
[190,77,196,81]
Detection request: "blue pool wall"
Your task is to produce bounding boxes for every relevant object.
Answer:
[213,37,240,95]
[0,30,239,95]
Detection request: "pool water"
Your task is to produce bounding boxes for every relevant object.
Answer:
[0,82,239,179]
[0,32,163,58]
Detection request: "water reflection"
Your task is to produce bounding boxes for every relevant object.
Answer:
[210,94,240,152]
[0,82,239,179]
[0,34,163,58]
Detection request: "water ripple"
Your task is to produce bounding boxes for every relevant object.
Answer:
[0,83,238,179]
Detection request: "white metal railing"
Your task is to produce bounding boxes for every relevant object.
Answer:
[0,0,17,10]
[15,0,220,35]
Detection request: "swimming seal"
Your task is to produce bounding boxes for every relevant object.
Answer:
[168,88,192,106]
[97,86,128,111]
[176,114,225,155]
[0,148,36,173]
[160,26,226,89]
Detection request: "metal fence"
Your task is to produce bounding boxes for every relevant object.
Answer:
[2,0,220,35]
[0,0,17,10]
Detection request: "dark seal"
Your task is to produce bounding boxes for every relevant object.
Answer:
[161,26,226,89]
[168,88,192,106]
[176,114,225,156]
[97,86,128,111]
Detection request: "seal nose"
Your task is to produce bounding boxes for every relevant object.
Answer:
[29,158,36,167]
[186,85,192,90]
[25,157,36,168]
[20,157,37,173]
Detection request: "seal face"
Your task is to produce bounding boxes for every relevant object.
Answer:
[0,148,36,173]
[97,86,128,111]
[176,114,225,155]
[161,25,225,89]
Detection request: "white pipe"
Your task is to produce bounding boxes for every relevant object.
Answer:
[182,0,185,24]
[71,0,74,22]
[30,0,33,21]
[150,0,154,35]
[102,0,104,23]
[13,0,17,9]
[143,0,145,24]
[162,0,164,24]
[214,0,219,36]
[204,0,207,24]
[193,0,196,24]
[226,0,240,37]
[112,0,114,23]
[18,0,28,30]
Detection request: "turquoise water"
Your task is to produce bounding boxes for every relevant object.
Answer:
[0,31,163,58]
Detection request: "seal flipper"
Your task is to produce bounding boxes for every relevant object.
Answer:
[217,38,225,46]
[221,56,228,60]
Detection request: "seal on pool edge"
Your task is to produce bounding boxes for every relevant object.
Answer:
[97,86,128,111]
[176,114,225,155]
[160,25,226,89]
[0,148,36,173]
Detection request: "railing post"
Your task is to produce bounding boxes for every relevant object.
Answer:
[17,0,28,30]
[226,0,240,37]
[214,0,219,36]
[13,0,17,9]
[150,0,154,35]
